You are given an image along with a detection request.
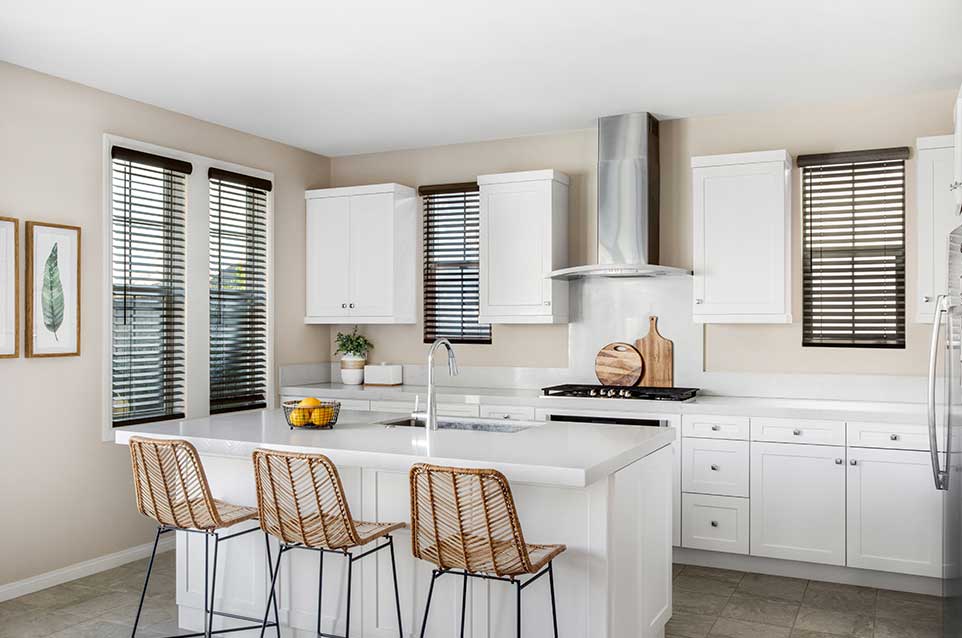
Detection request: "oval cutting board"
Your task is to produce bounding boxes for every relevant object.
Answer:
[595,342,644,386]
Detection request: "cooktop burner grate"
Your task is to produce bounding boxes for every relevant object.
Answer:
[541,384,699,401]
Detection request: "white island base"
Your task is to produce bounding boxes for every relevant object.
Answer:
[116,410,674,638]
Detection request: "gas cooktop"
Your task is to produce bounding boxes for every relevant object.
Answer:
[541,384,699,401]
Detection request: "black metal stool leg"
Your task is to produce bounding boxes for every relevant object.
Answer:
[260,546,283,638]
[419,570,439,638]
[459,571,469,638]
[344,552,353,637]
[548,562,559,638]
[387,536,403,638]
[264,534,281,638]
[130,527,162,638]
[317,549,325,636]
[515,579,522,638]
[206,533,219,638]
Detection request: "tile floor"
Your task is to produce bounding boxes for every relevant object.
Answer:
[670,564,943,638]
[0,557,945,638]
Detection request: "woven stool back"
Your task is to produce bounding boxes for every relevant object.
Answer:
[252,448,360,549]
[128,436,221,530]
[409,463,534,576]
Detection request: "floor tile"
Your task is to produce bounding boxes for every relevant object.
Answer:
[709,617,791,638]
[801,581,877,615]
[675,587,732,616]
[790,631,845,638]
[56,590,142,619]
[720,592,800,628]
[46,618,152,638]
[874,617,942,638]
[674,564,688,579]
[876,590,942,623]
[737,573,809,602]
[675,574,738,597]
[10,583,105,612]
[684,566,747,585]
[667,611,718,638]
[794,606,874,638]
[0,610,84,638]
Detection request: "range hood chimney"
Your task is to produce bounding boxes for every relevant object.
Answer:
[549,112,689,280]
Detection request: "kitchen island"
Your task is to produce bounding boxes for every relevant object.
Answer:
[115,408,675,638]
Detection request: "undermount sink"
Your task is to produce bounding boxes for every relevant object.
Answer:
[379,416,532,434]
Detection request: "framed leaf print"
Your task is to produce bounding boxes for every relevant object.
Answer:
[26,222,80,357]
[0,216,18,358]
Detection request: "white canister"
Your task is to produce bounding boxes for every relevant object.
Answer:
[340,355,366,385]
[363,363,403,386]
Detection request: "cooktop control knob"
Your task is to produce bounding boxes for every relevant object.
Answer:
[589,389,598,397]
[606,389,617,397]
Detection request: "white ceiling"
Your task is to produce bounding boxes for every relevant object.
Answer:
[2,0,960,157]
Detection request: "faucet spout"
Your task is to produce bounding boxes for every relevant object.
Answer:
[423,338,459,431]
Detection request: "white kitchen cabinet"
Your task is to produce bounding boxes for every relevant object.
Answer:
[304,184,416,324]
[682,438,749,497]
[682,493,749,555]
[916,135,958,322]
[846,448,943,577]
[478,170,569,324]
[750,442,846,565]
[692,150,792,323]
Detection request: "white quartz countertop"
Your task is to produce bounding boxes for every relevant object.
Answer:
[281,382,929,425]
[114,408,676,488]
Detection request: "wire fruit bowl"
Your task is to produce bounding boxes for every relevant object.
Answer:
[283,400,340,430]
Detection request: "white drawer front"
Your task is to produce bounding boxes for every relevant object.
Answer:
[682,439,749,497]
[751,417,844,446]
[847,421,929,451]
[438,403,480,418]
[370,399,414,414]
[479,404,537,421]
[682,493,749,555]
[682,414,750,440]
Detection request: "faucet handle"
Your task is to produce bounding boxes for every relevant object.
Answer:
[448,350,459,376]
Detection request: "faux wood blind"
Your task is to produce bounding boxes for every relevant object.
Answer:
[209,168,270,413]
[800,148,909,348]
[420,183,491,344]
[111,147,189,426]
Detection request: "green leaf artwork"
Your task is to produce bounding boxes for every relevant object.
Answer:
[41,243,65,341]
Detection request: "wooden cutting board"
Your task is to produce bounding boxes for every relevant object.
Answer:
[635,316,674,388]
[594,342,644,386]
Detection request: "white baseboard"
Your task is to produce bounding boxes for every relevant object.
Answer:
[674,547,943,597]
[0,535,176,603]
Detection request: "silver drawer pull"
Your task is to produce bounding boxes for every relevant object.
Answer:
[711,425,721,431]
[710,464,720,471]
[792,429,802,436]
[835,458,843,464]
[890,434,900,441]
[502,415,511,419]
[850,459,858,466]
[710,521,719,528]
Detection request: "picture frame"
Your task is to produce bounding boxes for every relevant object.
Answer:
[0,216,19,358]
[25,221,81,357]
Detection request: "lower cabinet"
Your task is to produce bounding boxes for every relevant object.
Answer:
[682,493,749,554]
[847,447,943,577]
[750,442,847,565]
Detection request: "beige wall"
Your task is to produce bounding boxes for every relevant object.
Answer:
[0,62,330,586]
[332,89,957,375]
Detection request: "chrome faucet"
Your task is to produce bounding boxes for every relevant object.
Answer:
[417,338,459,430]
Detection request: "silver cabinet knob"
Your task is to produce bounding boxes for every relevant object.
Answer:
[695,298,704,305]
[710,521,719,528]
[890,434,900,441]
[711,425,721,431]
[710,464,720,471]
[850,459,858,466]
[544,300,551,306]
[792,429,802,436]
[835,458,843,465]
[341,303,347,308]
[349,303,355,309]
[502,415,511,419]
[950,181,962,191]
[923,296,934,303]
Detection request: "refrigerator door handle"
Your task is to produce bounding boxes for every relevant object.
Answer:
[929,294,949,491]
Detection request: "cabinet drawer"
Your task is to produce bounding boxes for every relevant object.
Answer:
[847,421,929,451]
[438,403,480,418]
[682,439,749,497]
[751,417,844,446]
[370,399,414,414]
[682,414,750,440]
[479,404,536,421]
[682,493,749,555]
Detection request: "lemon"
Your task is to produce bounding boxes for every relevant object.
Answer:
[311,406,334,426]
[289,407,311,426]
[298,397,322,409]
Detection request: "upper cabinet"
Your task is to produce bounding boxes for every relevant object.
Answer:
[916,135,958,322]
[304,184,416,324]
[478,170,569,324]
[691,150,792,324]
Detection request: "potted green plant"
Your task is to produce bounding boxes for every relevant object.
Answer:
[334,327,374,385]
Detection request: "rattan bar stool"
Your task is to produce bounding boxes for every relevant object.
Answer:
[252,448,405,638]
[409,463,565,638]
[128,436,280,638]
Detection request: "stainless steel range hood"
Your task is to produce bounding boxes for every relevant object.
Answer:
[549,112,689,280]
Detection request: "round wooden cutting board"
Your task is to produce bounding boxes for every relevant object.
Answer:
[594,342,644,386]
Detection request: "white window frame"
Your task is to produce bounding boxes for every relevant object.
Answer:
[101,134,275,441]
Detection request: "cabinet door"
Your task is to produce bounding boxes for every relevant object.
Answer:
[750,442,846,565]
[480,181,549,317]
[348,193,394,317]
[847,448,943,577]
[306,197,351,318]
[916,141,957,322]
[693,161,789,321]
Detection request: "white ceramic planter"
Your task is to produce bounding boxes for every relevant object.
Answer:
[340,355,366,385]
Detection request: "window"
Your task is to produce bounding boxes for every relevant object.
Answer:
[799,147,909,348]
[209,168,271,413]
[111,147,190,425]
[420,183,491,344]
